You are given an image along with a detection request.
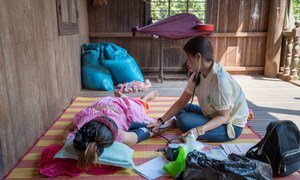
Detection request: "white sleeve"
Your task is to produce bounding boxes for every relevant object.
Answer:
[212,75,233,111]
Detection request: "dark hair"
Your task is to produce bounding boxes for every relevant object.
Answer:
[73,119,115,168]
[183,36,214,63]
[184,36,214,109]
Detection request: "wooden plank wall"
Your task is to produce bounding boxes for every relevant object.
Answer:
[208,0,269,72]
[0,0,89,176]
[88,0,270,74]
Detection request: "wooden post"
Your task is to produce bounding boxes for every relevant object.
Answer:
[289,22,300,80]
[264,0,287,77]
[0,138,3,179]
[282,31,293,80]
[279,36,287,73]
[159,38,164,83]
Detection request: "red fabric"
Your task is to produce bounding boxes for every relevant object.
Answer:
[132,13,213,39]
[39,144,121,178]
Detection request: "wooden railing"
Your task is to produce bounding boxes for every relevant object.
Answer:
[280,22,300,82]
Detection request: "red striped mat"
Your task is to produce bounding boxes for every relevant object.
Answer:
[5,97,300,179]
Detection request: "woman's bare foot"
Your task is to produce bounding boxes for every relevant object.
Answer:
[114,90,127,97]
[141,91,158,102]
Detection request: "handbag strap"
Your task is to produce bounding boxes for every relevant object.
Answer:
[247,121,281,155]
[257,121,281,155]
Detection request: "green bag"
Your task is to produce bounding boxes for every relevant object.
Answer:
[163,146,187,178]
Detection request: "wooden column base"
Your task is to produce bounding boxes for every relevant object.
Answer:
[288,75,299,81]
[278,73,291,81]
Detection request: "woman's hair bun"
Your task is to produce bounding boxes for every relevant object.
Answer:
[73,120,114,153]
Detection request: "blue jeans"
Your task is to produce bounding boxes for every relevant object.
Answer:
[175,103,243,142]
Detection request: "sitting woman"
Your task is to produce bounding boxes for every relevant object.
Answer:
[148,36,249,142]
[63,91,158,168]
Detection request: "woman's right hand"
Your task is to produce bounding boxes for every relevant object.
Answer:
[147,121,162,132]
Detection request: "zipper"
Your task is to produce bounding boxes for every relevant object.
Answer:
[277,164,283,174]
[277,150,300,174]
[284,150,300,157]
[277,164,286,175]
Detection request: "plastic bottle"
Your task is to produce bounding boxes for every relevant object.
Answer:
[186,130,196,153]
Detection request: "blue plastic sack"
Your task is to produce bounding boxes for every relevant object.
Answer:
[103,43,127,59]
[81,64,114,91]
[82,43,100,52]
[99,43,144,83]
[81,50,100,67]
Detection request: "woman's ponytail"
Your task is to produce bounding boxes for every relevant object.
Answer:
[77,142,98,168]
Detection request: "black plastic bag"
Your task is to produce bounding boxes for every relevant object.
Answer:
[179,150,272,180]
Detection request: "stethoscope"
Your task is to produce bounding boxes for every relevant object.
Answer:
[146,125,187,145]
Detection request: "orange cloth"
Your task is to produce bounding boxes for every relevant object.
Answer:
[137,99,149,111]
[247,109,254,121]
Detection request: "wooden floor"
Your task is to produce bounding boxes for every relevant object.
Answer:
[80,75,300,137]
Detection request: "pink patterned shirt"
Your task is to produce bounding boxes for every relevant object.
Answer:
[69,96,153,142]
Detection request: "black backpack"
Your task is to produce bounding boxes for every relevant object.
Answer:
[246,120,300,177]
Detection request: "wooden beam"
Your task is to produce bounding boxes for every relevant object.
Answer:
[264,0,287,77]
[89,32,152,38]
[211,32,267,38]
[141,66,264,72]
[140,67,185,72]
[223,66,264,72]
[89,32,267,38]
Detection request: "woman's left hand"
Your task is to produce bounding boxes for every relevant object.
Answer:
[181,126,206,141]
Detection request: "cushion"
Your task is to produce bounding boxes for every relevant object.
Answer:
[54,138,135,168]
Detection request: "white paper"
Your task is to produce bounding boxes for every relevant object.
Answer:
[179,140,207,152]
[194,140,206,150]
[134,156,167,180]
[199,147,228,160]
[221,143,255,155]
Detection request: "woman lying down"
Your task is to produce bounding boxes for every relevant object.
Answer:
[62,90,159,168]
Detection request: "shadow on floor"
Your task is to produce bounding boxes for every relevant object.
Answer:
[246,100,300,137]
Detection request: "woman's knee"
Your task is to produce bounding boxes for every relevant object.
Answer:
[183,103,202,114]
[233,126,244,139]
[175,114,191,132]
[175,114,204,132]
[176,112,209,132]
[175,109,187,117]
